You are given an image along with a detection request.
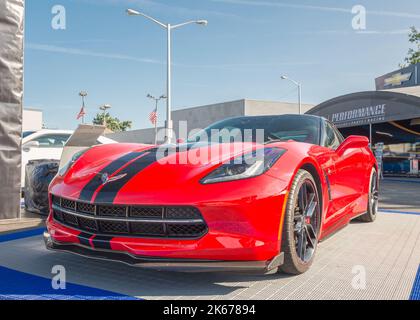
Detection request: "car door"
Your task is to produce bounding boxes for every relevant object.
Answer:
[323,122,366,224]
[21,133,71,186]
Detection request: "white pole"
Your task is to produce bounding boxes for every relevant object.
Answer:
[154,99,158,145]
[298,84,302,115]
[166,24,172,144]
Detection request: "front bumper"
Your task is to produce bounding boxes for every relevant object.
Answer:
[44,231,284,273]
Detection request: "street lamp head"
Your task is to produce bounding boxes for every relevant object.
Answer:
[100,104,112,111]
[126,8,140,16]
[196,20,208,26]
[79,91,87,97]
[147,94,154,99]
[160,95,167,99]
[280,75,288,80]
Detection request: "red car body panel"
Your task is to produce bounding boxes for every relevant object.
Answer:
[46,136,376,268]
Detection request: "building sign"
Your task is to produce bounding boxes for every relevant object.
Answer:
[384,72,412,87]
[375,63,419,90]
[331,104,386,127]
[307,91,420,128]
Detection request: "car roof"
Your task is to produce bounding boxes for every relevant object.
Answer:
[229,114,324,121]
[26,129,74,135]
[22,129,115,144]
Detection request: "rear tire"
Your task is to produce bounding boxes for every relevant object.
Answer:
[358,168,379,223]
[279,170,321,275]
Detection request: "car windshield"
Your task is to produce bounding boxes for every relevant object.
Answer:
[22,131,36,138]
[188,115,321,145]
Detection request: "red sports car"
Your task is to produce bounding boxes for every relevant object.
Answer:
[44,115,378,274]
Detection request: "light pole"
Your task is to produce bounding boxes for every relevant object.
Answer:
[147,94,167,145]
[99,104,112,127]
[127,8,208,144]
[281,75,302,115]
[78,91,87,124]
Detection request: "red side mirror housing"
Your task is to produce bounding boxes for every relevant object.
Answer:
[176,138,185,144]
[336,135,369,155]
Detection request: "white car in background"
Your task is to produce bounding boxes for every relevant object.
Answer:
[21,129,115,187]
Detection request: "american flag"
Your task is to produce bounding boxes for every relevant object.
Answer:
[149,107,157,125]
[76,105,86,120]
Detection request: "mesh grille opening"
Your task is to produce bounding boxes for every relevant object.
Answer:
[99,221,129,234]
[77,202,95,215]
[51,195,207,239]
[98,205,126,217]
[131,222,165,235]
[130,207,163,219]
[61,198,76,211]
[52,196,61,206]
[63,212,78,226]
[53,210,63,222]
[78,217,98,231]
[166,207,201,220]
[167,223,207,237]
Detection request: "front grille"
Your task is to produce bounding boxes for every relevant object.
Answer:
[51,195,207,239]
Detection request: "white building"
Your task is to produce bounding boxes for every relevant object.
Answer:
[23,108,43,132]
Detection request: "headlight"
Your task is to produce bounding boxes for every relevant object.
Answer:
[58,149,90,177]
[201,148,286,184]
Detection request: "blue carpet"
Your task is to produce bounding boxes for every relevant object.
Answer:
[384,179,420,185]
[380,209,420,216]
[410,266,420,300]
[0,266,138,300]
[0,228,45,243]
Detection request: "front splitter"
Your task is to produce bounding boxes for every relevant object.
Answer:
[44,231,284,273]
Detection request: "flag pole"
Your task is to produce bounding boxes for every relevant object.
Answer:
[79,91,87,124]
[154,99,158,145]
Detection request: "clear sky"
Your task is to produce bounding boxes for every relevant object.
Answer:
[24,0,420,130]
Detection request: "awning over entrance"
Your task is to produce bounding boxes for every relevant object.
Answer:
[307,90,420,128]
[308,89,420,176]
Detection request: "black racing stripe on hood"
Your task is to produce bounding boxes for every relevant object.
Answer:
[79,151,145,202]
[94,151,159,204]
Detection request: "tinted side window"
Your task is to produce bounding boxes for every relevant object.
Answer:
[32,134,71,148]
[324,123,341,150]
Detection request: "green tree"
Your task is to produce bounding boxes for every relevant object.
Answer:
[92,112,132,132]
[401,26,420,67]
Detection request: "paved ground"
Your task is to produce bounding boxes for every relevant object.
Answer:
[0,211,419,300]
[0,210,44,234]
[380,178,420,213]
[0,179,419,300]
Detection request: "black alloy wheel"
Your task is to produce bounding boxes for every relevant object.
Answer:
[280,170,321,275]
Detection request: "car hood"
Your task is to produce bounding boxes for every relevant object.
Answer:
[59,142,263,203]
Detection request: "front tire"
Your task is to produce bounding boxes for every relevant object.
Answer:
[279,170,321,275]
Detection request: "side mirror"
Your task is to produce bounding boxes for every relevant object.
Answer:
[336,136,369,155]
[176,138,185,144]
[22,140,40,152]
